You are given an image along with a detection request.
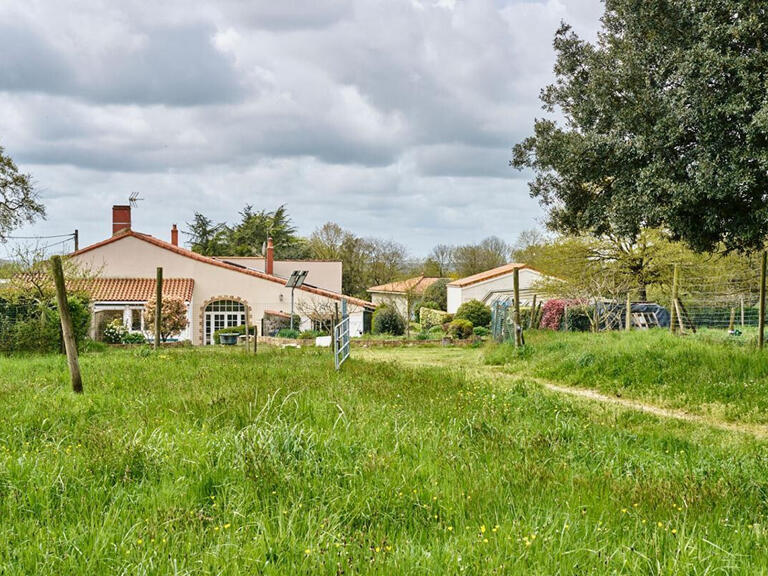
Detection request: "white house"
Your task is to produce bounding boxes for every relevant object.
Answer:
[446,263,549,313]
[70,205,374,344]
[367,276,442,319]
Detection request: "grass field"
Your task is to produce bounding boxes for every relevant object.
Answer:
[484,328,768,425]
[3,342,768,573]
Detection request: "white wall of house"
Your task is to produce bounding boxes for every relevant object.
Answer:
[73,235,368,345]
[217,257,342,293]
[369,292,410,319]
[447,268,546,313]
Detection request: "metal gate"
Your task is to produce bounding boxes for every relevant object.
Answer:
[334,299,350,370]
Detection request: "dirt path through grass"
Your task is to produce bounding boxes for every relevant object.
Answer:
[358,346,768,439]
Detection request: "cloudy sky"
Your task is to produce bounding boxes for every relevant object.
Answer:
[0,0,603,256]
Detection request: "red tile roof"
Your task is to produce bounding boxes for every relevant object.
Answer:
[76,277,194,302]
[447,263,541,288]
[368,276,442,294]
[70,230,375,309]
[264,309,291,319]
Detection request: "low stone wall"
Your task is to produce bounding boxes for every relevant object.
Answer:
[256,336,314,347]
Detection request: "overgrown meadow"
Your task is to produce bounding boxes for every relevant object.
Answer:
[2,343,768,574]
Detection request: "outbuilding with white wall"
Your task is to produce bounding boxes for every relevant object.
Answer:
[446,263,549,313]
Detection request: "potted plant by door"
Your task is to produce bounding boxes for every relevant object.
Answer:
[219,332,239,346]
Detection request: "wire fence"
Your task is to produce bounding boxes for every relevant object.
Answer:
[491,258,768,346]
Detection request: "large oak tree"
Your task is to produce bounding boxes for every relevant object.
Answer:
[512,0,768,254]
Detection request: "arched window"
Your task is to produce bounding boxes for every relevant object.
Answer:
[204,300,246,345]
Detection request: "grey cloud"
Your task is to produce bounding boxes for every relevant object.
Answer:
[0,0,603,254]
[219,0,354,30]
[0,23,243,106]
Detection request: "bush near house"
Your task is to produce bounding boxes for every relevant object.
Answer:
[144,296,189,342]
[420,307,449,330]
[372,306,405,336]
[540,299,592,332]
[414,300,440,323]
[0,296,90,354]
[448,318,474,339]
[455,299,492,328]
[422,278,449,310]
[103,318,127,344]
[121,332,146,344]
[277,328,301,339]
[473,326,490,338]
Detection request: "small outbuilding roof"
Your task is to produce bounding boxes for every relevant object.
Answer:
[79,277,195,302]
[447,263,541,288]
[368,275,442,295]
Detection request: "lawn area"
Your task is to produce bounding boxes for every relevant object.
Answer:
[3,345,768,573]
[484,329,768,425]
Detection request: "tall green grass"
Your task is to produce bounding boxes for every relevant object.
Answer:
[2,346,768,573]
[486,329,768,423]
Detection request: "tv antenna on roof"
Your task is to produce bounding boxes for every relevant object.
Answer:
[129,192,144,208]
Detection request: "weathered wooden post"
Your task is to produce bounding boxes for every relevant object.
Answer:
[155,267,163,350]
[741,296,745,328]
[513,268,522,347]
[728,308,735,332]
[529,294,537,329]
[245,311,251,354]
[670,264,679,334]
[51,255,82,394]
[625,292,632,332]
[73,229,79,252]
[759,252,766,350]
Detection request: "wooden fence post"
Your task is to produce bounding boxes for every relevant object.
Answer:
[155,267,163,350]
[670,264,679,334]
[759,252,766,350]
[513,268,522,347]
[625,292,632,332]
[529,294,537,329]
[245,312,251,354]
[51,256,83,394]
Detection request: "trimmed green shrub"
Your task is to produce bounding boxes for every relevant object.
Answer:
[428,325,445,335]
[455,300,492,328]
[473,326,491,338]
[122,332,147,344]
[448,318,473,339]
[372,306,405,336]
[277,328,300,339]
[415,331,429,340]
[421,308,449,330]
[414,300,440,323]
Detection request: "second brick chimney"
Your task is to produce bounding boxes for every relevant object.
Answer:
[171,224,179,246]
[112,205,131,235]
[265,237,274,275]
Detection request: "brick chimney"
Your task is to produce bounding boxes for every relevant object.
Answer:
[112,205,131,235]
[265,237,274,275]
[171,224,179,246]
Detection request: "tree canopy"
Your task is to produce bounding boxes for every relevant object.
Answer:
[512,0,768,254]
[0,146,44,240]
[184,204,307,258]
